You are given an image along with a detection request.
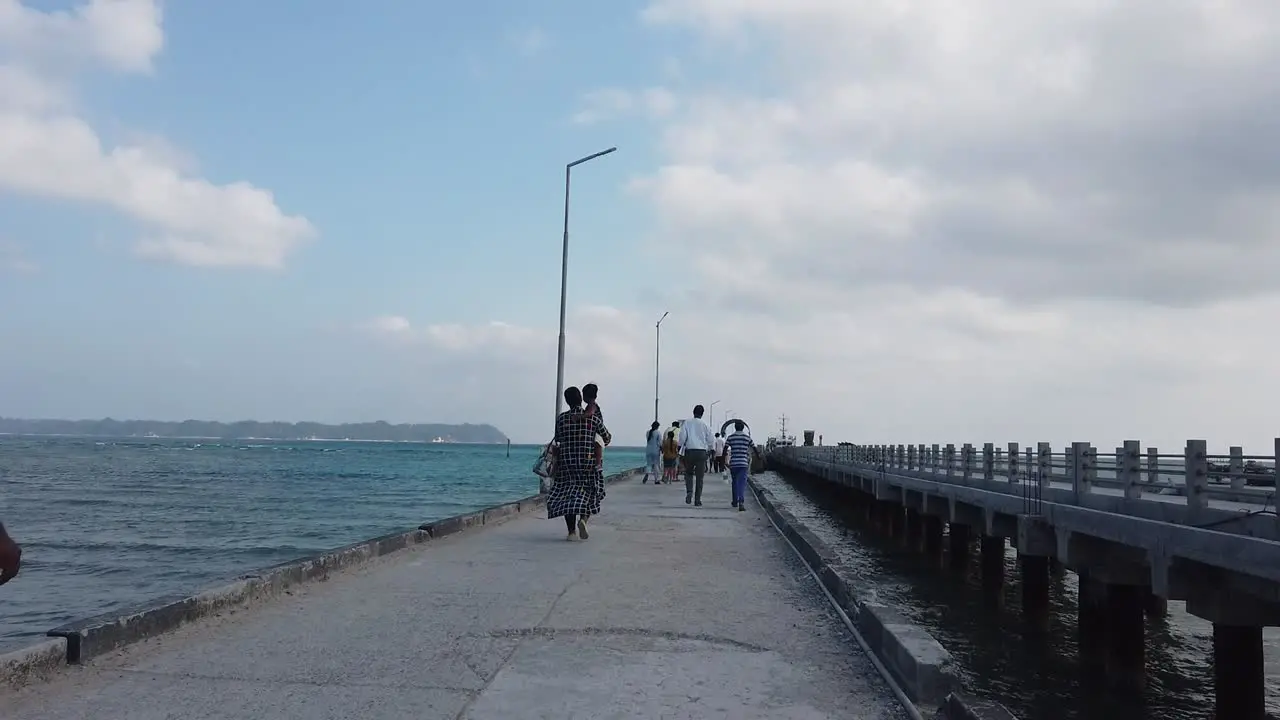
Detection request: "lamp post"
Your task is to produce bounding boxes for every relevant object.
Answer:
[654,311,669,423]
[709,400,721,430]
[554,146,618,423]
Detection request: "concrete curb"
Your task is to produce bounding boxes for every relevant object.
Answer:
[749,477,1017,720]
[933,693,1020,720]
[0,639,66,691]
[25,468,645,679]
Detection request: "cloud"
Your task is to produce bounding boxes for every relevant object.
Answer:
[449,0,1280,450]
[0,0,314,269]
[572,87,677,125]
[627,0,1280,308]
[510,26,549,57]
[0,240,37,274]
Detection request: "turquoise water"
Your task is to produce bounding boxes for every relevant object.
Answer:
[0,436,645,652]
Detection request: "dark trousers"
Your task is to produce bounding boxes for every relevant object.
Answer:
[683,449,708,502]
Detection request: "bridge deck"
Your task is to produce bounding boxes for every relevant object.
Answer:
[3,478,906,719]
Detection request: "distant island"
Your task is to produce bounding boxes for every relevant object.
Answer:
[0,418,509,444]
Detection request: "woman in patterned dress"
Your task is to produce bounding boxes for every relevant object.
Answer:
[548,386,612,541]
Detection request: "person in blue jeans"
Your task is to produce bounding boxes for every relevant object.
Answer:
[724,420,755,511]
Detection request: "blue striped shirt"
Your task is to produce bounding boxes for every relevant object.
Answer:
[725,432,754,469]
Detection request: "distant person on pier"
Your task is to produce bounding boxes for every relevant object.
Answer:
[644,421,663,484]
[0,522,20,586]
[548,386,611,541]
[662,427,680,483]
[713,433,726,474]
[678,405,714,506]
[725,420,754,511]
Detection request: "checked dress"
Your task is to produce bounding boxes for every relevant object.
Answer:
[547,407,612,519]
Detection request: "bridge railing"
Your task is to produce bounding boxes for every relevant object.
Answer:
[776,439,1280,510]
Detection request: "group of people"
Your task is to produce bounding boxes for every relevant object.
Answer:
[643,404,755,511]
[546,391,756,541]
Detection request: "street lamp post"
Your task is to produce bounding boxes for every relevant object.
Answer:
[654,311,669,423]
[554,147,618,424]
[709,400,721,430]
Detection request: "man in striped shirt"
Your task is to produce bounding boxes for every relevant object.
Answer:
[725,420,755,511]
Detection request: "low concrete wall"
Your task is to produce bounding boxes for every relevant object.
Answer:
[749,477,1017,720]
[25,468,643,679]
[0,639,66,691]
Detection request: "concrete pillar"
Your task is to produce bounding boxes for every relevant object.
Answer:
[948,523,970,570]
[1078,573,1108,667]
[1213,624,1265,720]
[923,516,944,557]
[1020,554,1050,618]
[904,508,923,550]
[886,503,904,537]
[1105,584,1146,690]
[980,535,1005,590]
[1145,592,1168,619]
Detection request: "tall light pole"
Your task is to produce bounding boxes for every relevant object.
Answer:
[654,311,669,423]
[554,147,618,423]
[709,400,721,430]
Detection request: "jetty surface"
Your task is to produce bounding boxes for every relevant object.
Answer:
[3,475,908,719]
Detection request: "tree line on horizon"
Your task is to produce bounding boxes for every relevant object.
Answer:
[0,417,509,444]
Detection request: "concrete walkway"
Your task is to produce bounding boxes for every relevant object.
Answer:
[4,475,908,719]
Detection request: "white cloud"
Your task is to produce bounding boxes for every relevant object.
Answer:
[572,87,677,125]
[0,240,36,274]
[0,0,313,269]
[405,0,1280,450]
[510,26,549,57]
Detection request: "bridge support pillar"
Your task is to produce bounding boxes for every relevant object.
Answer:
[1077,573,1108,667]
[886,503,904,538]
[1105,583,1146,690]
[947,523,970,570]
[1145,592,1168,619]
[1020,554,1050,621]
[923,516,944,558]
[980,535,1004,590]
[904,508,922,550]
[1214,624,1265,720]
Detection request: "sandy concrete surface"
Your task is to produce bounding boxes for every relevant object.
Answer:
[3,475,908,719]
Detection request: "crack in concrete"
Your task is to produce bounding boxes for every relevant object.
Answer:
[108,667,481,694]
[450,566,586,720]
[481,626,771,653]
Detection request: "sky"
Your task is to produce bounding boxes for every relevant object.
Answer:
[1,0,1279,452]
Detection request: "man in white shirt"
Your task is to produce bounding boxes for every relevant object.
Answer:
[713,433,726,474]
[677,404,715,506]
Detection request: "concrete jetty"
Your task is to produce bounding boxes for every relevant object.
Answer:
[775,441,1280,720]
[1,472,913,719]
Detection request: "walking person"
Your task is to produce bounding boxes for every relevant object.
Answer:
[661,428,680,483]
[677,404,715,506]
[725,420,755,511]
[547,386,611,541]
[644,421,663,484]
[713,433,726,474]
[0,521,21,586]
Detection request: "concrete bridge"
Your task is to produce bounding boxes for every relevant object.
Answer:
[0,470,950,720]
[771,440,1280,720]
